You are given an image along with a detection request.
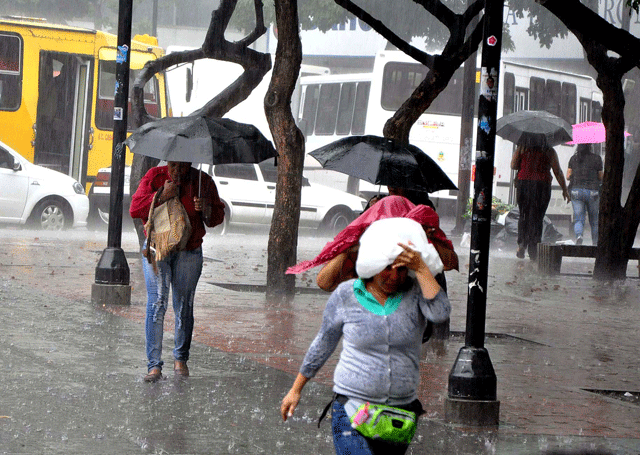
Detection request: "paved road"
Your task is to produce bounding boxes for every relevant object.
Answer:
[0,222,639,454]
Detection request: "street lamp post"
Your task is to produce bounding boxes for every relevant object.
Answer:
[444,0,504,426]
[91,0,134,306]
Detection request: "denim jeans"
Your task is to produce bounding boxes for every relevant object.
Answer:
[331,400,409,455]
[571,188,599,244]
[142,243,203,372]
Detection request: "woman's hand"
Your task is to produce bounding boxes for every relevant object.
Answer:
[193,197,203,212]
[281,373,309,421]
[281,389,301,422]
[396,242,441,299]
[160,180,179,202]
[394,242,429,274]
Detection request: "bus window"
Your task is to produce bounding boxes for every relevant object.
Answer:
[300,84,319,136]
[561,82,577,125]
[502,72,515,116]
[381,62,428,111]
[315,83,340,135]
[352,81,370,135]
[530,77,545,111]
[381,63,464,115]
[0,33,22,111]
[336,82,356,135]
[95,60,160,131]
[544,79,561,117]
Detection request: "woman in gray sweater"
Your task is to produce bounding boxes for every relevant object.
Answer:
[281,218,451,454]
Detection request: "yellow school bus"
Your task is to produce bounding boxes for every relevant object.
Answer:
[0,16,170,191]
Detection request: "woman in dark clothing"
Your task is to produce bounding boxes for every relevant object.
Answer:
[567,144,603,245]
[511,137,570,260]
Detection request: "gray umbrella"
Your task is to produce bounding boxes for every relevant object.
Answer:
[124,115,277,165]
[496,110,573,147]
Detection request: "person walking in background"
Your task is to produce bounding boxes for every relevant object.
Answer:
[567,143,603,245]
[511,137,570,260]
[130,161,225,382]
[281,218,451,455]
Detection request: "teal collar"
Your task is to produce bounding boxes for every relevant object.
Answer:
[353,278,402,316]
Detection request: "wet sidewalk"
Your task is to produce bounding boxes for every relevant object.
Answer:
[1,224,639,454]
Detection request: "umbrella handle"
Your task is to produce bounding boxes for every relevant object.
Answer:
[198,163,202,198]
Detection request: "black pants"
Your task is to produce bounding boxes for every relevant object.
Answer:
[516,180,551,258]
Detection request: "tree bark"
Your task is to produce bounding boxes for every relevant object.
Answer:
[539,0,640,279]
[594,70,627,279]
[264,0,304,299]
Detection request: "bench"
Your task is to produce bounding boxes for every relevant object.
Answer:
[537,243,640,275]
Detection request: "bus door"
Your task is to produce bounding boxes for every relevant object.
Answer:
[34,51,93,184]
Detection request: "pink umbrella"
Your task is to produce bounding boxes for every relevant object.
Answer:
[566,121,631,145]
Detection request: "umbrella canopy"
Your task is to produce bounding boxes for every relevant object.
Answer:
[566,121,632,145]
[309,135,457,194]
[124,115,277,165]
[496,110,573,147]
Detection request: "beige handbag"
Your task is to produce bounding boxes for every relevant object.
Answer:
[144,190,192,273]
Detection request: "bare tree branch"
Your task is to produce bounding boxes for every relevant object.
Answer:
[411,0,457,29]
[131,0,271,127]
[334,0,435,68]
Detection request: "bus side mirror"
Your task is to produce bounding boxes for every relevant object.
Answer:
[186,66,193,103]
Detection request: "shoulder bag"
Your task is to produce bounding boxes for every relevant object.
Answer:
[143,189,192,272]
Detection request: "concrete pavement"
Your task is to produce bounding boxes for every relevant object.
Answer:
[0,222,639,454]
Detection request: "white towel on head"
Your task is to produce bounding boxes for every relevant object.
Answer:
[355,217,444,279]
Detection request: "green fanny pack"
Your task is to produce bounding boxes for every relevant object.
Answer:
[349,402,417,445]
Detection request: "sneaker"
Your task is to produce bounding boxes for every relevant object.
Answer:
[516,246,525,259]
[576,236,583,245]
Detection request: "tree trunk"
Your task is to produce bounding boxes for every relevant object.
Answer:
[264,0,304,299]
[594,70,628,279]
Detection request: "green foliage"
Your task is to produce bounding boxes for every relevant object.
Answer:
[463,196,514,220]
[506,0,569,49]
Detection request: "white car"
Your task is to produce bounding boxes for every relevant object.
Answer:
[207,159,367,235]
[0,140,89,230]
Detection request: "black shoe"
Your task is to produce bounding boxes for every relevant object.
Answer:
[516,246,525,259]
[576,236,583,245]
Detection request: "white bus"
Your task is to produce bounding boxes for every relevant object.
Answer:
[296,51,606,219]
[494,61,603,218]
[297,50,468,211]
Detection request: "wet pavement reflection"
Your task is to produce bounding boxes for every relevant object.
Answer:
[1,224,639,454]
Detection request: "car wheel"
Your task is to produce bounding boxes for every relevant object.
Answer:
[30,198,69,231]
[320,207,354,236]
[210,207,229,235]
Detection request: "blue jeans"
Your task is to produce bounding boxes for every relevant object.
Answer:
[571,188,599,244]
[331,401,409,455]
[142,244,203,372]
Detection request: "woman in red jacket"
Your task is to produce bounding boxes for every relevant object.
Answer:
[130,161,225,382]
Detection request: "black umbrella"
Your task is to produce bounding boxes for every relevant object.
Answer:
[124,115,277,165]
[309,135,457,194]
[496,110,572,147]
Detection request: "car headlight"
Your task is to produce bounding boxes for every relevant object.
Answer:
[73,182,85,195]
